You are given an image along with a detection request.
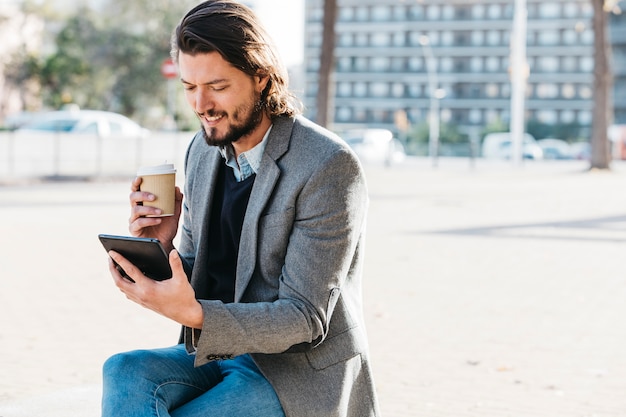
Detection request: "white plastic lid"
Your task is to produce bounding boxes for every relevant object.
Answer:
[137,163,176,175]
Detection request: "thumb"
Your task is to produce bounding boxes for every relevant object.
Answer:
[168,249,186,280]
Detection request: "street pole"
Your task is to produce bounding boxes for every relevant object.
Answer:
[510,0,528,166]
[420,35,440,168]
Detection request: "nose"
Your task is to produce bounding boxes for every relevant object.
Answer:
[192,88,215,116]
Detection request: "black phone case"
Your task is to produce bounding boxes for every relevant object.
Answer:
[98,234,172,281]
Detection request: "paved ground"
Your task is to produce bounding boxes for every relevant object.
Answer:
[1,157,626,416]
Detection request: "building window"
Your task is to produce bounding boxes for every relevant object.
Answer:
[539,3,561,19]
[390,57,406,72]
[581,29,593,45]
[469,108,482,124]
[537,30,559,46]
[537,83,559,98]
[391,83,405,98]
[579,110,592,125]
[371,32,390,47]
[355,57,368,72]
[473,4,485,19]
[370,57,390,72]
[336,107,352,122]
[355,33,369,47]
[561,56,577,72]
[452,31,470,46]
[579,85,592,99]
[337,82,352,97]
[564,3,579,18]
[426,5,441,20]
[442,5,455,20]
[409,5,424,20]
[339,7,354,22]
[393,5,407,21]
[486,83,499,98]
[372,5,391,21]
[442,31,454,46]
[392,32,406,47]
[355,6,369,21]
[580,57,593,72]
[371,82,388,97]
[559,84,574,99]
[472,31,484,46]
[537,110,558,124]
[408,84,422,98]
[561,110,575,123]
[486,56,499,72]
[354,82,367,97]
[337,57,352,72]
[487,4,501,19]
[538,56,559,72]
[408,56,424,71]
[471,57,483,72]
[487,30,500,46]
[563,29,578,45]
[338,33,353,47]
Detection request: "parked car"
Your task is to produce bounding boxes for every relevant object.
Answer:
[342,128,406,165]
[537,138,573,159]
[570,142,591,160]
[15,109,149,138]
[481,132,543,160]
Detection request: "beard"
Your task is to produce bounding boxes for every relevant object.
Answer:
[200,96,264,148]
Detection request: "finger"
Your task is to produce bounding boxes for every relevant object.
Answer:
[130,190,157,207]
[169,250,185,281]
[130,176,142,192]
[128,216,162,234]
[130,204,163,220]
[108,250,149,285]
[108,257,135,286]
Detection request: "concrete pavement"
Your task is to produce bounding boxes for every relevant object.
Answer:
[1,158,626,416]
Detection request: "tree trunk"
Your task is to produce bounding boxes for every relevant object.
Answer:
[315,0,337,129]
[590,0,613,169]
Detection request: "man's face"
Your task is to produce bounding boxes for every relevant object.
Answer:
[178,51,268,148]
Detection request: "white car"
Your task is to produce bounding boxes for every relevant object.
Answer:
[481,132,543,160]
[343,128,406,165]
[16,109,149,138]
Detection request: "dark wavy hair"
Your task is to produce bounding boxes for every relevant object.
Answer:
[171,0,301,118]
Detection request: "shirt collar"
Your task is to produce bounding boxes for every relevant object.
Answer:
[218,125,272,181]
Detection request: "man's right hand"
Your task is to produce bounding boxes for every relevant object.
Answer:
[128,176,183,253]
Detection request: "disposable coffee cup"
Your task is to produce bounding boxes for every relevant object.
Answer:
[137,163,176,217]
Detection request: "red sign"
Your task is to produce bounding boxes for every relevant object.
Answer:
[161,58,177,79]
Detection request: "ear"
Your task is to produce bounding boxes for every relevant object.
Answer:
[255,74,270,94]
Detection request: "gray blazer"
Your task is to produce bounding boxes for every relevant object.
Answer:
[179,115,380,417]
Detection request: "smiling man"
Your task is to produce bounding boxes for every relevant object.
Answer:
[101,1,380,416]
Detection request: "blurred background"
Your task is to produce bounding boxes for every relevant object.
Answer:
[0,0,625,180]
[2,2,626,416]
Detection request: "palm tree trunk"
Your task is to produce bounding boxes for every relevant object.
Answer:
[315,0,337,129]
[590,0,613,169]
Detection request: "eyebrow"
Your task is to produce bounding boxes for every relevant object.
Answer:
[180,78,228,86]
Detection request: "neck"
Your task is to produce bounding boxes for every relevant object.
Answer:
[231,113,272,157]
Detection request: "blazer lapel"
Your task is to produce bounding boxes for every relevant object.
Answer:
[189,148,222,291]
[234,116,294,301]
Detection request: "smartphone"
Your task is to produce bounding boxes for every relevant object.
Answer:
[98,234,172,281]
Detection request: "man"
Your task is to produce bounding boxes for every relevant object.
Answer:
[102,1,380,416]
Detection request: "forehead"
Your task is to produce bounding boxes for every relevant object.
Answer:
[178,51,246,82]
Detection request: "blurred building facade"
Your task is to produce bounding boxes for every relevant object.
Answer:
[303,0,626,139]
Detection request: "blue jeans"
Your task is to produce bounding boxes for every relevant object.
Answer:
[102,344,285,417]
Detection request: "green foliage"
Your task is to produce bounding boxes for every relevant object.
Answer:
[406,121,467,144]
[14,0,199,128]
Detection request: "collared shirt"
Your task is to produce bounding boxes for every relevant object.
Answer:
[218,125,272,182]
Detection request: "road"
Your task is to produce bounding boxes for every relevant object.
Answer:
[1,157,626,416]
